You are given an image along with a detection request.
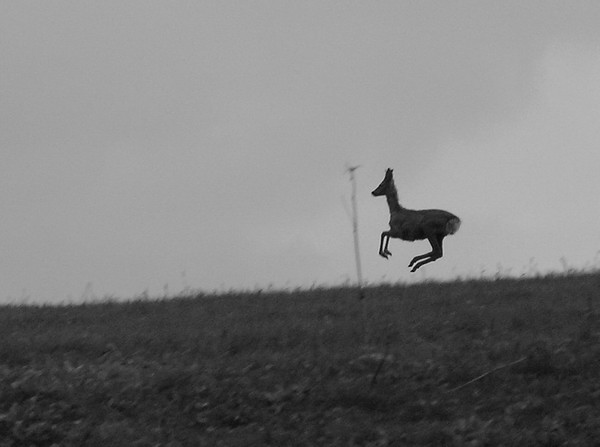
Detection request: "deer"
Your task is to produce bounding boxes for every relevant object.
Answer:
[371,168,461,272]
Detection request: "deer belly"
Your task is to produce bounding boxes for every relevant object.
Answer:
[400,227,425,241]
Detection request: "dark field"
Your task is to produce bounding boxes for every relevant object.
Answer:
[1,273,600,446]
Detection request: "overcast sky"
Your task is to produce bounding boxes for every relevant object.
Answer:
[2,1,600,303]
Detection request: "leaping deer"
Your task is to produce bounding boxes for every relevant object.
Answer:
[372,168,461,272]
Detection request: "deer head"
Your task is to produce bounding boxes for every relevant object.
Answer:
[371,168,394,196]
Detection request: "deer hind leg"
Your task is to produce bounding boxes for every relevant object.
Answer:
[379,231,392,258]
[409,234,444,272]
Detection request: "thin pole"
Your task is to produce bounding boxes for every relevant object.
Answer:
[347,166,365,299]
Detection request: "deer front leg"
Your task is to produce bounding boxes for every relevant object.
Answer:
[409,234,444,272]
[383,234,392,257]
[379,232,392,258]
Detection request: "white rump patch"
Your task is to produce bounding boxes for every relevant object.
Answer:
[447,218,461,235]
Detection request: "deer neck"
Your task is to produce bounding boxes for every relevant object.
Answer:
[386,185,403,215]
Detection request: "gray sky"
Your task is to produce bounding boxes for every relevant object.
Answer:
[2,1,600,303]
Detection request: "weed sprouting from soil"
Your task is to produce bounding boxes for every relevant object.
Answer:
[0,272,600,445]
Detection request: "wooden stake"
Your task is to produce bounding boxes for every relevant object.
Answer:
[347,165,365,299]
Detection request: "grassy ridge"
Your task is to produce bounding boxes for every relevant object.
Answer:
[1,273,600,445]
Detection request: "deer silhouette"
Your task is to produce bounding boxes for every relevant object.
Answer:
[372,168,461,272]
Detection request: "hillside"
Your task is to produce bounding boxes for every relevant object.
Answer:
[1,273,599,446]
